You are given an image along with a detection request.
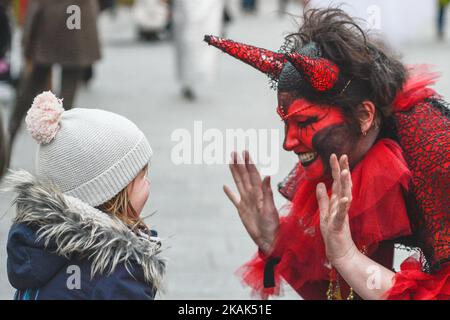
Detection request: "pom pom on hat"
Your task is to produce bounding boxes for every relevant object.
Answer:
[25,91,65,144]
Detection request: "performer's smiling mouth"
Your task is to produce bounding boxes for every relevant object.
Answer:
[297,151,318,167]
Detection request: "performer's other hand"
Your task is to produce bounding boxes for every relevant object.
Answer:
[224,150,279,256]
[316,154,357,266]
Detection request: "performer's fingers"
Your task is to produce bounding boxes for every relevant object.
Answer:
[333,197,349,229]
[244,150,262,186]
[341,169,353,203]
[223,185,240,208]
[330,154,341,195]
[339,154,349,171]
[331,180,338,198]
[229,152,246,196]
[316,182,330,222]
[340,154,352,197]
[330,153,340,178]
[345,154,350,170]
[262,176,276,210]
[234,151,251,190]
[331,180,341,206]
[344,155,353,188]
[330,193,339,215]
[341,155,352,187]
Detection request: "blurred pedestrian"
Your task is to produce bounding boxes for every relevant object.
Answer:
[278,0,288,15]
[133,0,171,41]
[0,0,12,83]
[0,115,7,179]
[278,0,307,17]
[173,0,224,101]
[223,2,233,34]
[438,0,449,40]
[82,0,117,86]
[241,0,257,13]
[8,0,101,150]
[5,91,165,300]
[98,0,116,12]
[0,0,12,177]
[305,0,434,48]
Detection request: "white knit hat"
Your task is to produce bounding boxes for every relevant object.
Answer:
[25,91,153,207]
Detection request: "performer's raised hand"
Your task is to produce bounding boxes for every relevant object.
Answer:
[316,154,357,265]
[223,151,279,255]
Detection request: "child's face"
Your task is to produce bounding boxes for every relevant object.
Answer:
[128,166,150,217]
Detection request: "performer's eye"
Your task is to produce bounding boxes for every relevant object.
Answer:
[297,117,318,136]
[297,117,318,128]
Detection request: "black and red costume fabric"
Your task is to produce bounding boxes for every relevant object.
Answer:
[384,69,450,299]
[204,35,450,300]
[238,70,449,300]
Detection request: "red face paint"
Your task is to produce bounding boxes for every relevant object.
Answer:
[278,92,347,181]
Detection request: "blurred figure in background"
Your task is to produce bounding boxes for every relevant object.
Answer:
[173,0,224,101]
[241,0,257,14]
[278,0,308,17]
[0,0,12,176]
[0,119,6,178]
[304,0,434,49]
[0,0,12,84]
[278,0,289,16]
[82,0,117,86]
[222,2,233,37]
[133,0,171,41]
[8,0,101,152]
[438,0,449,40]
[98,0,116,12]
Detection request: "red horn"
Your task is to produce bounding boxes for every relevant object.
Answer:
[204,35,286,79]
[286,53,340,92]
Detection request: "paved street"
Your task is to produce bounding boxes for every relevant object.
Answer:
[0,1,449,299]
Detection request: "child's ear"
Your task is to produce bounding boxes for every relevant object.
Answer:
[358,101,376,133]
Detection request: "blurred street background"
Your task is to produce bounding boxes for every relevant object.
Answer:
[0,0,449,299]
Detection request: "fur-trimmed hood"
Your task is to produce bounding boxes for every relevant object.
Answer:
[4,170,165,291]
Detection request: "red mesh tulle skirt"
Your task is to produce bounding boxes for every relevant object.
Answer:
[386,258,450,300]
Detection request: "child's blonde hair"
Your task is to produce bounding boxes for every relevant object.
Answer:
[97,164,149,230]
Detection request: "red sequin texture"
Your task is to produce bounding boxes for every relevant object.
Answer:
[204,35,286,78]
[286,53,339,91]
[395,101,450,268]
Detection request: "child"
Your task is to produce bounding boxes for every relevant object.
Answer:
[4,91,165,300]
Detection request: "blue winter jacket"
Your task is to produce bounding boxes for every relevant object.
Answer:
[5,170,166,300]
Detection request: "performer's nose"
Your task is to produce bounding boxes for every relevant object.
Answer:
[283,124,300,151]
